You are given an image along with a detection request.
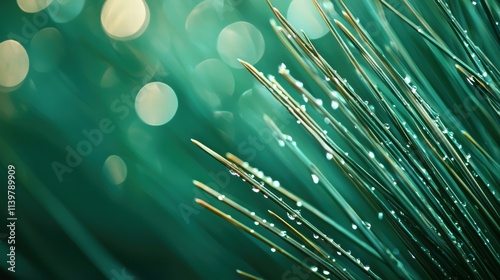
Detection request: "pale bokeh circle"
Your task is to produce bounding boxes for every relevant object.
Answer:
[0,40,30,89]
[194,58,235,98]
[30,27,65,72]
[185,1,224,47]
[17,0,52,13]
[101,0,150,40]
[217,21,265,69]
[135,82,178,126]
[103,155,127,185]
[287,0,329,40]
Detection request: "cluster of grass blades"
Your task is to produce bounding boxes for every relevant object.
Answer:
[191,0,499,279]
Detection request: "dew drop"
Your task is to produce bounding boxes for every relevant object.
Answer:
[217,195,225,201]
[311,174,320,184]
[296,201,303,207]
[310,266,318,272]
[313,233,319,239]
[383,123,390,130]
[378,212,384,220]
[352,224,358,230]
[331,100,339,110]
[363,221,372,229]
[252,187,260,193]
[323,270,330,275]
[326,153,333,160]
[271,247,276,252]
[465,154,471,162]
[287,212,296,220]
[368,151,375,158]
[229,169,239,176]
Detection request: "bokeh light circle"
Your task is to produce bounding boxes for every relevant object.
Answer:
[287,0,329,40]
[17,0,52,13]
[217,21,265,69]
[135,82,178,126]
[194,58,235,98]
[0,40,30,89]
[185,1,224,47]
[101,0,150,40]
[30,27,65,72]
[103,155,127,185]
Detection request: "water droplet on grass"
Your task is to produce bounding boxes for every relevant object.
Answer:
[331,100,339,110]
[311,174,320,184]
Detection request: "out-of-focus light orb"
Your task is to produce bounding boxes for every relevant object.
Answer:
[17,0,52,13]
[194,58,235,98]
[217,21,265,69]
[103,155,127,185]
[0,40,30,89]
[135,82,178,126]
[48,0,85,23]
[185,1,229,48]
[101,0,150,41]
[30,27,65,72]
[287,0,329,40]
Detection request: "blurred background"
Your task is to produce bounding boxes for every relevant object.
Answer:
[0,0,351,279]
[1,0,498,279]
